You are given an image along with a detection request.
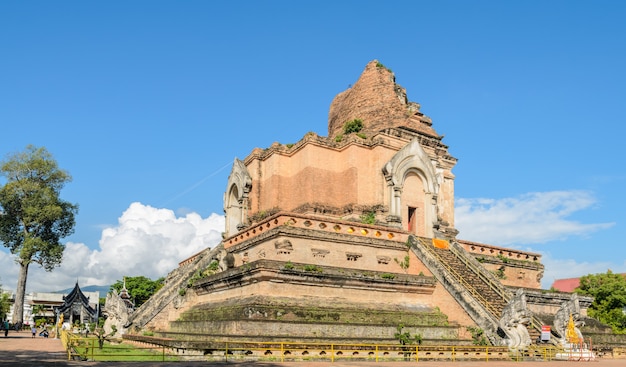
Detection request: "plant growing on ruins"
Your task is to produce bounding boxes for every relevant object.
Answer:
[249,207,280,223]
[381,273,396,280]
[466,326,489,345]
[237,263,252,272]
[376,62,392,73]
[356,132,367,139]
[187,270,203,288]
[395,324,422,359]
[303,264,322,272]
[496,254,509,263]
[343,118,363,134]
[184,261,220,288]
[395,255,410,273]
[492,266,507,280]
[283,261,294,270]
[334,134,343,142]
[207,260,220,273]
[360,211,376,224]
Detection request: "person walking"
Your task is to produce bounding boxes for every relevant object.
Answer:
[3,320,9,337]
[31,325,36,338]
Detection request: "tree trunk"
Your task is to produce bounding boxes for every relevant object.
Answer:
[12,261,29,324]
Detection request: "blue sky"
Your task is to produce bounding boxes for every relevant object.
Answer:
[1,1,624,293]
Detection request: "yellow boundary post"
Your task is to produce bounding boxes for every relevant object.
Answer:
[331,344,334,362]
[281,342,284,362]
[486,346,488,362]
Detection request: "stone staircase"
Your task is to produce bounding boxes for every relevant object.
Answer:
[430,241,507,317]
[409,236,548,346]
[125,243,225,331]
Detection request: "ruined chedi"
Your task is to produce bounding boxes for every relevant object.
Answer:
[113,60,593,351]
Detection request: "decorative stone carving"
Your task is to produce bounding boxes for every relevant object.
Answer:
[536,270,544,283]
[311,248,329,258]
[103,288,134,337]
[498,288,532,349]
[346,252,362,261]
[275,239,293,255]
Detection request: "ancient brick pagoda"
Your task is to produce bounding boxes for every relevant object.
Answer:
[110,60,601,351]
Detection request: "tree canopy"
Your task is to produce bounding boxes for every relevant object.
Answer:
[0,145,78,323]
[575,270,626,333]
[110,276,164,308]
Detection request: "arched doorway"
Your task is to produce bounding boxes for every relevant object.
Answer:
[225,184,242,236]
[401,170,426,236]
[223,159,252,238]
[382,138,439,238]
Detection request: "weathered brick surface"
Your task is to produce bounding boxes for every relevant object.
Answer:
[328,60,438,140]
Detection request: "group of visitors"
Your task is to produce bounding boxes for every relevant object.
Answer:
[1,320,49,338]
[1,320,25,336]
[30,323,50,338]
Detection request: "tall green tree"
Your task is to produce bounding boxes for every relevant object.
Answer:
[110,276,164,308]
[0,145,78,323]
[575,270,626,333]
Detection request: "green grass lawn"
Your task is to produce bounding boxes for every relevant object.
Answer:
[70,339,181,362]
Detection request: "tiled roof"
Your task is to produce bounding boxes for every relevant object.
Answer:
[551,273,626,292]
[56,282,97,315]
[551,277,580,292]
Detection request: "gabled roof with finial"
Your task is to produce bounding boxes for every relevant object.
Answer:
[56,281,97,315]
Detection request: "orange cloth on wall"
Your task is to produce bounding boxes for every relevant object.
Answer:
[432,238,449,249]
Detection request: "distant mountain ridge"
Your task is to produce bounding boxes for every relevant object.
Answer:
[54,284,111,295]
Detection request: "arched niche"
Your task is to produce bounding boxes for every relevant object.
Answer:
[223,159,252,238]
[382,138,439,237]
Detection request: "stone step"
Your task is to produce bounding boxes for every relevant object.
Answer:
[429,246,506,315]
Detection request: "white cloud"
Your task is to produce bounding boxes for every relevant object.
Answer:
[0,250,18,290]
[1,202,224,293]
[455,190,614,246]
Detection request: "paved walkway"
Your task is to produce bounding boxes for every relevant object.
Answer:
[1,330,625,366]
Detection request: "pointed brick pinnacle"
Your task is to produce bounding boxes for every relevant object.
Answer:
[328,60,439,139]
